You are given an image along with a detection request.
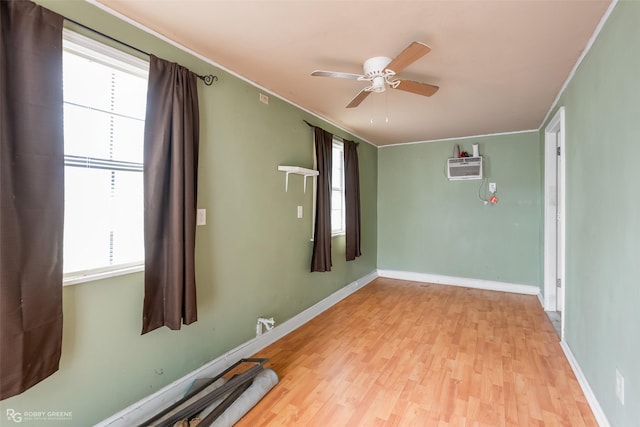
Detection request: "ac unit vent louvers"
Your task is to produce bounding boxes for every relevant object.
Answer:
[447,156,483,180]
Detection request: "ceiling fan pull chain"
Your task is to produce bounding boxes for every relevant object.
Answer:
[385,91,389,124]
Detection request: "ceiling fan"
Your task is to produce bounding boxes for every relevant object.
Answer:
[311,41,439,108]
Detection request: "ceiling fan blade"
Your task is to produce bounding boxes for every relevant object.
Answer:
[385,41,431,74]
[346,89,371,108]
[393,79,439,97]
[311,70,363,79]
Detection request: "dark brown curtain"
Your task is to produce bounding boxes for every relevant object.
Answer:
[142,55,200,334]
[310,127,333,272]
[0,0,64,399]
[343,140,362,261]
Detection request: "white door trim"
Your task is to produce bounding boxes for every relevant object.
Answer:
[544,107,566,339]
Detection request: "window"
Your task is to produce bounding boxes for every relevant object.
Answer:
[331,140,346,234]
[311,137,346,238]
[62,30,149,282]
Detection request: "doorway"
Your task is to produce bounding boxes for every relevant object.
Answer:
[544,107,566,339]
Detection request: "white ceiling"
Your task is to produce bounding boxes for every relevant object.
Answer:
[95,0,612,146]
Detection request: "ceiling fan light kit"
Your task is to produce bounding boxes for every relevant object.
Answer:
[311,41,439,108]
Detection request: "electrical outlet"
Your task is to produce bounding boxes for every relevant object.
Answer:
[489,182,497,193]
[616,368,625,405]
[259,93,269,105]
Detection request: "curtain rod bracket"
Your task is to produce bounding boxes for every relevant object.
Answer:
[198,74,218,86]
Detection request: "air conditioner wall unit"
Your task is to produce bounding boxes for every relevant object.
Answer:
[447,156,483,181]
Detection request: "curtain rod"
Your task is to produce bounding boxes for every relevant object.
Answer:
[303,120,358,146]
[65,17,218,86]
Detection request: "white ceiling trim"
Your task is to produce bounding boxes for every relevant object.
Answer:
[379,128,540,149]
[84,0,377,147]
[538,0,619,128]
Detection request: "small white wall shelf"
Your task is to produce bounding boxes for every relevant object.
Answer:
[278,166,319,193]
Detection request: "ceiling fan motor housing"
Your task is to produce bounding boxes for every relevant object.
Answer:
[359,56,397,92]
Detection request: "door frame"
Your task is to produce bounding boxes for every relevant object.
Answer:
[544,106,566,339]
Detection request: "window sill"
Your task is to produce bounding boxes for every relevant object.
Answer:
[63,263,144,286]
[310,232,345,242]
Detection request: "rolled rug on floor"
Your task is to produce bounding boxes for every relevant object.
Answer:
[196,368,279,427]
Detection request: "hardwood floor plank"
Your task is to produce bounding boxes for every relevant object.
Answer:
[235,278,597,426]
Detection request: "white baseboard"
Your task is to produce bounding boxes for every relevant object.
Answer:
[377,269,540,295]
[97,270,378,427]
[537,292,545,308]
[560,340,610,427]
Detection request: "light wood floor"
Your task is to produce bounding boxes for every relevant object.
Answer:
[237,278,597,426]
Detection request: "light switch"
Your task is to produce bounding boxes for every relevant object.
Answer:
[297,206,303,219]
[196,209,206,225]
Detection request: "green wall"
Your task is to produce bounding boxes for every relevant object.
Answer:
[0,1,377,425]
[5,1,638,426]
[543,1,640,425]
[377,132,542,287]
